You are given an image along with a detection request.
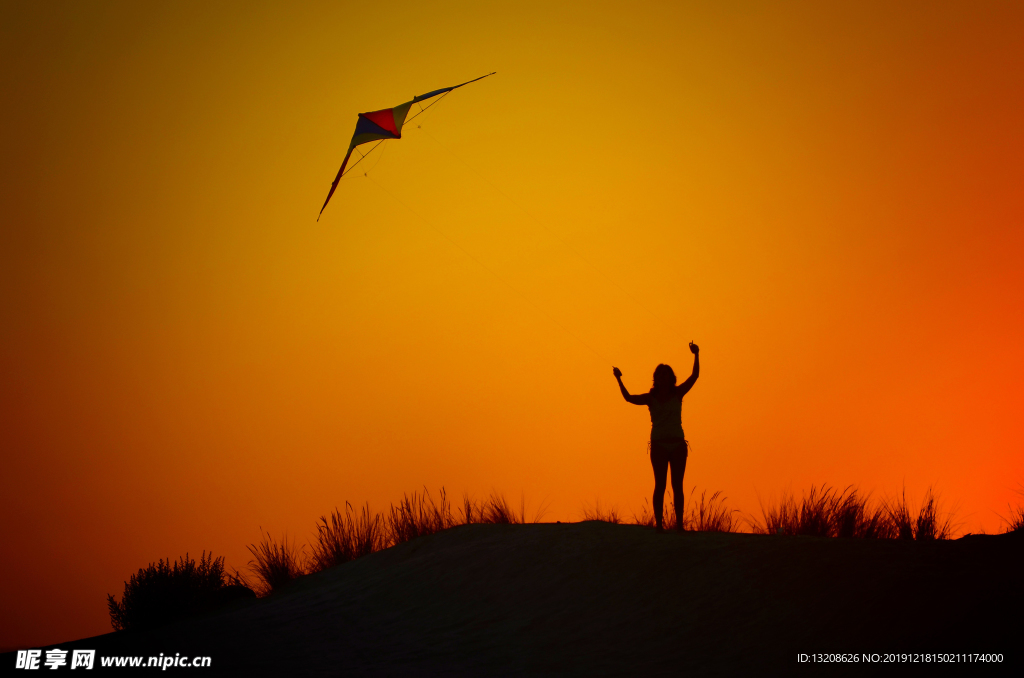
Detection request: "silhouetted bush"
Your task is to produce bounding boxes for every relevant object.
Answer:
[247,531,307,595]
[107,552,246,631]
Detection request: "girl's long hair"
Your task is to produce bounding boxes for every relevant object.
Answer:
[651,364,676,396]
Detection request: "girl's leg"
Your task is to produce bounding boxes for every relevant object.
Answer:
[670,448,688,531]
[650,443,669,529]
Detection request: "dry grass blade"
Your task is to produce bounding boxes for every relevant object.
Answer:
[458,492,479,525]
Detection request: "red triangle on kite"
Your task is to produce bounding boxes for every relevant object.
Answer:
[360,108,400,136]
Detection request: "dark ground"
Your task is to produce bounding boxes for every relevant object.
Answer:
[4,523,1021,676]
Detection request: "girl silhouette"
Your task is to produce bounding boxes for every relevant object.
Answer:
[613,342,699,532]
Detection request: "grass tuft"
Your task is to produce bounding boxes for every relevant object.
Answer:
[458,492,477,525]
[1002,486,1024,533]
[631,497,679,530]
[386,488,455,545]
[883,486,954,540]
[753,485,892,538]
[629,489,739,532]
[581,500,622,524]
[310,502,384,573]
[247,530,307,595]
[752,484,954,540]
[751,488,800,536]
[685,489,740,532]
[478,491,525,524]
[1005,505,1024,533]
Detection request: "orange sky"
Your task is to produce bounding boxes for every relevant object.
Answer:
[2,1,1023,649]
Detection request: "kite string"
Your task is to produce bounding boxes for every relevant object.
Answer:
[340,140,385,179]
[365,173,612,364]
[365,140,388,174]
[418,129,689,345]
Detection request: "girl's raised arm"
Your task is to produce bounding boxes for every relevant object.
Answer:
[614,367,648,405]
[677,343,700,396]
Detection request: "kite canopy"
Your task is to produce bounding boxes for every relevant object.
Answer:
[317,72,495,220]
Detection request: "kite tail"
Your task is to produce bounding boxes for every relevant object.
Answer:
[318,146,355,221]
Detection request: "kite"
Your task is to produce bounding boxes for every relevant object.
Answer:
[317,72,495,220]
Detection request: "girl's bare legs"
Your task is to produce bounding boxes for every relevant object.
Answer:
[650,447,669,530]
[670,451,687,530]
[651,441,688,531]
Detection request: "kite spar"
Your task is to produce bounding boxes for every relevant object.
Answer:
[317,72,495,220]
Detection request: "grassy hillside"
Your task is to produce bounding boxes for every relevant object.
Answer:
[8,523,1020,676]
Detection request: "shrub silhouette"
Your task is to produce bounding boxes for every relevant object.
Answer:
[107,552,237,631]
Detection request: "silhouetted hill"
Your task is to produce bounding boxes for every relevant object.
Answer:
[6,523,1020,676]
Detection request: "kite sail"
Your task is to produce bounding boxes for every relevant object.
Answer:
[317,72,495,220]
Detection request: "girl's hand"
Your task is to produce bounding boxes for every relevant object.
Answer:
[613,367,622,378]
[689,341,699,354]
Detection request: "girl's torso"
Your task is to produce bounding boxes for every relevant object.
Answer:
[647,391,684,440]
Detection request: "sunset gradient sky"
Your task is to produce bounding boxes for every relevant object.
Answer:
[3,1,1023,648]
